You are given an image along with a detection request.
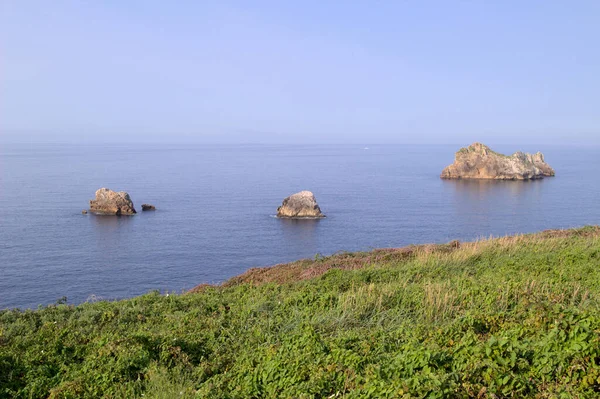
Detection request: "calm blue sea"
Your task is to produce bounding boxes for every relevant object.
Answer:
[1,143,599,309]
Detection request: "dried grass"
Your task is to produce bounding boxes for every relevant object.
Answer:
[188,226,600,292]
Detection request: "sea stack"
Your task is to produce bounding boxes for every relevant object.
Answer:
[441,143,555,180]
[277,191,325,219]
[89,188,136,215]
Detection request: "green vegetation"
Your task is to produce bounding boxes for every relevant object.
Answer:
[2,226,600,398]
[458,143,509,158]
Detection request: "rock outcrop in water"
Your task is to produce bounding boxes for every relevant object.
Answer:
[277,191,325,218]
[89,188,136,215]
[141,204,156,211]
[441,143,555,180]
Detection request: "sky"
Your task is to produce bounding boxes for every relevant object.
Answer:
[1,1,599,145]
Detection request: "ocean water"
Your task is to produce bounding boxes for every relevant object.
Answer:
[1,143,599,309]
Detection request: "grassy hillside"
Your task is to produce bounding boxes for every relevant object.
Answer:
[2,226,600,398]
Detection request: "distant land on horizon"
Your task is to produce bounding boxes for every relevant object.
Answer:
[1,130,599,147]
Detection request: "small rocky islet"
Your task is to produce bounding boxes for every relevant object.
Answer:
[85,187,326,218]
[441,142,555,180]
[276,190,325,219]
[87,188,156,215]
[89,188,137,215]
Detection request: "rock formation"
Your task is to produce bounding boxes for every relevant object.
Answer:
[441,143,555,180]
[89,188,136,215]
[277,191,325,218]
[141,204,156,211]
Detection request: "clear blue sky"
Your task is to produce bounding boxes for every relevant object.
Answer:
[1,1,599,144]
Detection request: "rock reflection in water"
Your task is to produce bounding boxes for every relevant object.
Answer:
[445,178,544,200]
[89,214,136,253]
[442,179,547,234]
[277,217,321,257]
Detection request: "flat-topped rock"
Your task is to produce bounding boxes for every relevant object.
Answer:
[141,204,156,211]
[441,143,555,180]
[277,191,325,218]
[89,188,136,215]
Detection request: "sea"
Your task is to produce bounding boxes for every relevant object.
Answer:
[1,142,599,309]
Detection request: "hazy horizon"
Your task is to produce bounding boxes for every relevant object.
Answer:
[2,1,599,145]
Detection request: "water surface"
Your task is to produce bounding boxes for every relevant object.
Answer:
[1,143,598,309]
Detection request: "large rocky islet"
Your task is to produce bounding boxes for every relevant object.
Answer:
[441,142,555,180]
